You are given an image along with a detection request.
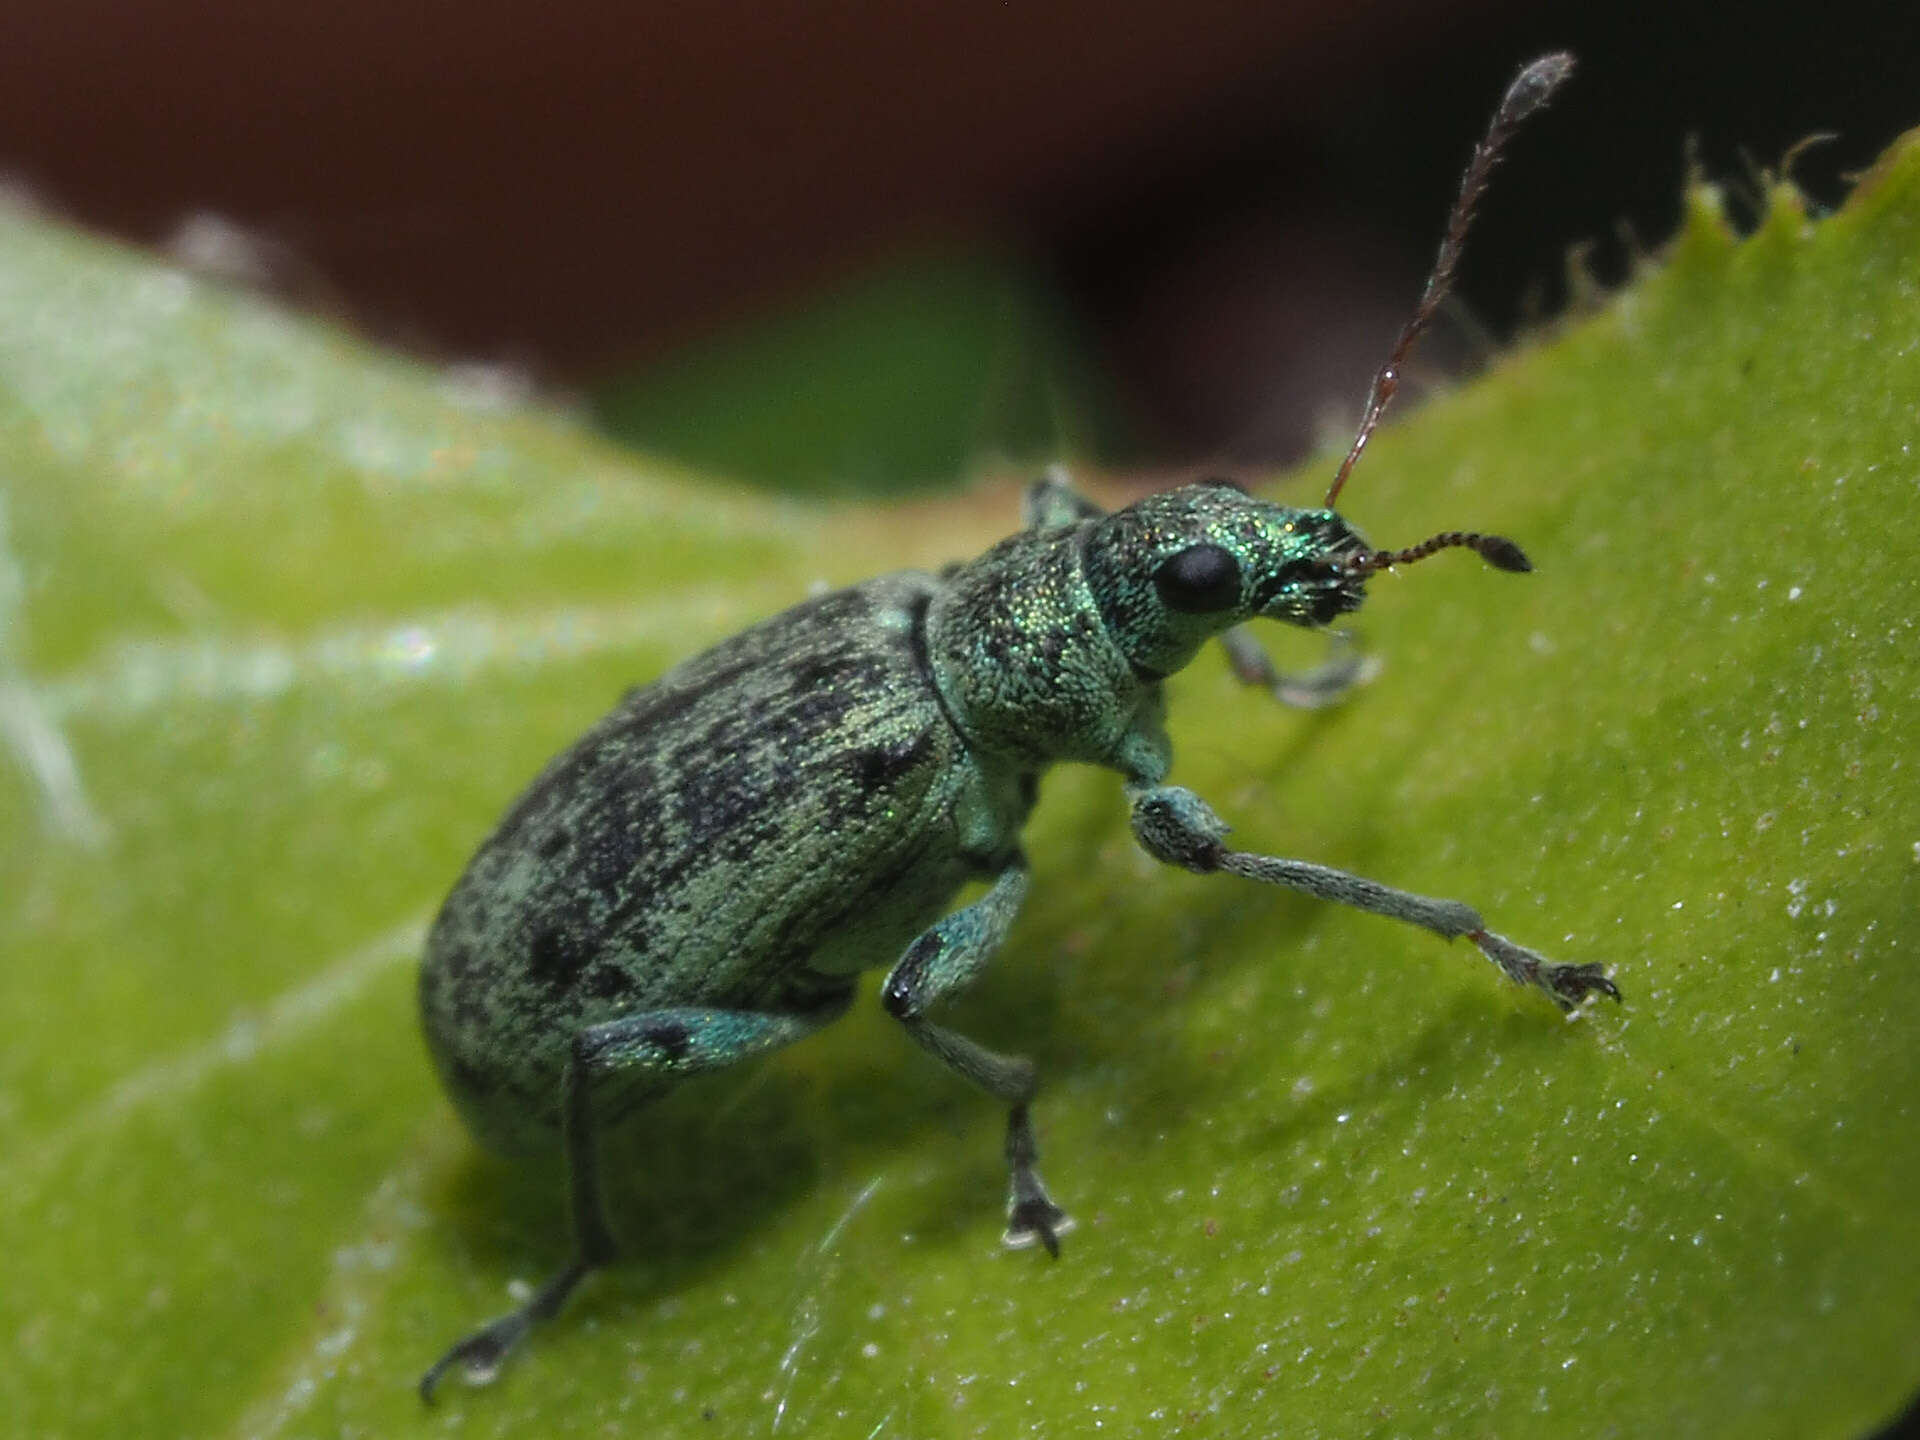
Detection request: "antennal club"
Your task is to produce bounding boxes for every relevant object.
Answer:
[1323,52,1575,510]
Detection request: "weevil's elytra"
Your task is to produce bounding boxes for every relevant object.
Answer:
[416,51,1618,1401]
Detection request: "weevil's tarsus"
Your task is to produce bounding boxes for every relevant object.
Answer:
[1471,927,1623,1011]
[1002,1101,1074,1255]
[419,1258,593,1402]
[1324,52,1576,510]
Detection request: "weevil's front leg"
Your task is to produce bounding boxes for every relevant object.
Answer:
[1219,626,1379,710]
[1126,783,1620,1010]
[880,861,1071,1255]
[419,998,849,1402]
[1024,465,1107,529]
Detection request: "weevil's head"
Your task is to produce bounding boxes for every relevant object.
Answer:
[1082,480,1528,679]
[1081,480,1369,678]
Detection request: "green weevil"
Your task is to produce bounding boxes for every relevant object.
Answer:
[417,51,1616,1400]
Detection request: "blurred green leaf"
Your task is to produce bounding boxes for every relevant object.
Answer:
[2,134,1917,1439]
[590,249,1129,497]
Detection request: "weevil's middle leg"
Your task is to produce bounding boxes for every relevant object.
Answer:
[419,999,848,1402]
[1126,783,1621,1010]
[881,860,1071,1255]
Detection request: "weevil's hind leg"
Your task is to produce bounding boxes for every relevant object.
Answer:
[1219,626,1380,710]
[880,860,1071,1255]
[1126,783,1621,1010]
[1024,465,1108,530]
[418,997,850,1402]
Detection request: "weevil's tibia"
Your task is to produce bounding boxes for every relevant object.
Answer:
[1127,783,1620,1012]
[1325,52,1575,510]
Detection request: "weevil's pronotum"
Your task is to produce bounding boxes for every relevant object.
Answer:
[417,51,1618,1399]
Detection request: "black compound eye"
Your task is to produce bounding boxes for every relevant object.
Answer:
[1153,543,1242,613]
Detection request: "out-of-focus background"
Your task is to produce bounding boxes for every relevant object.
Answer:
[5,12,1920,1438]
[1,0,1914,493]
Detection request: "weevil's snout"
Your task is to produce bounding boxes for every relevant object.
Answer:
[1249,514,1535,625]
[1249,510,1374,629]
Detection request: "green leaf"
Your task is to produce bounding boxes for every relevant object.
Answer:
[3,134,1917,1440]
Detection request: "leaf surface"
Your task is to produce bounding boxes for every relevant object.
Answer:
[2,137,1917,1439]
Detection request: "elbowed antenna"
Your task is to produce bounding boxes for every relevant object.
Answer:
[1323,52,1576,511]
[1344,529,1533,577]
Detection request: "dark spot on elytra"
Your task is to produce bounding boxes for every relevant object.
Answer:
[846,732,933,792]
[785,688,859,734]
[583,964,636,1002]
[577,827,647,909]
[430,935,473,983]
[786,653,844,690]
[684,776,760,836]
[445,971,494,1035]
[526,924,591,994]
[448,1053,499,1099]
[503,642,775,848]
[537,826,570,860]
[786,649,889,694]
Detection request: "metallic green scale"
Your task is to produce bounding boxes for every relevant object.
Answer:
[416,475,1618,1399]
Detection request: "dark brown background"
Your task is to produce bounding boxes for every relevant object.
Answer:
[1,0,1913,459]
